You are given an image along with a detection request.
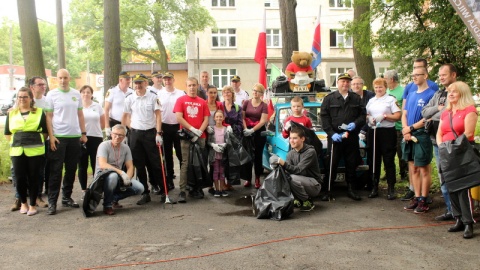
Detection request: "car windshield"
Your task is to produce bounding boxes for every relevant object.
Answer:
[277,106,323,132]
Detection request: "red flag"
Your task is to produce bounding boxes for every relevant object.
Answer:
[255,9,267,88]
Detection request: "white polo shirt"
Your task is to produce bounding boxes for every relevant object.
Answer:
[234,88,249,106]
[34,96,47,109]
[45,88,82,137]
[83,102,104,138]
[147,85,163,94]
[365,94,401,128]
[105,85,134,122]
[124,90,162,130]
[157,88,185,124]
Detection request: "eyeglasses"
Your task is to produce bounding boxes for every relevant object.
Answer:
[17,96,30,99]
[112,133,126,138]
[351,83,363,86]
[411,74,425,78]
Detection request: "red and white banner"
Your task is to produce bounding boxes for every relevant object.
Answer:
[448,0,480,45]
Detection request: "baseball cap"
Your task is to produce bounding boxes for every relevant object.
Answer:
[337,73,352,81]
[133,74,148,82]
[231,75,241,82]
[119,71,131,78]
[163,72,174,78]
[151,71,163,78]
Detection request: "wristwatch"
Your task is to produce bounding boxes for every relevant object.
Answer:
[409,126,415,132]
[81,132,87,135]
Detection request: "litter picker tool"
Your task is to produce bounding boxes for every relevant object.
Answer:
[158,144,175,207]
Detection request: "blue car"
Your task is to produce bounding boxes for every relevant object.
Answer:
[261,97,368,182]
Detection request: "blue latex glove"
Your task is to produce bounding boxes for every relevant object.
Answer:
[346,122,356,131]
[332,133,343,142]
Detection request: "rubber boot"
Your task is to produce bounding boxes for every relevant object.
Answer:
[254,177,261,189]
[448,218,465,232]
[387,184,396,200]
[347,183,361,201]
[463,224,474,239]
[368,179,379,198]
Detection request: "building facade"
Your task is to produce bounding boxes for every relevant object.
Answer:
[186,0,390,94]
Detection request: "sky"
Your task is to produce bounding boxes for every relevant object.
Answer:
[1,0,71,24]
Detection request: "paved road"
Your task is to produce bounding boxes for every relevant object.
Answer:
[1,163,479,270]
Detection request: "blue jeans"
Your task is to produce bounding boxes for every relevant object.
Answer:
[434,145,452,213]
[103,172,144,208]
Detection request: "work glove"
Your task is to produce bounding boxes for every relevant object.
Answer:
[104,128,111,137]
[226,126,233,133]
[284,121,292,131]
[191,136,198,143]
[155,135,163,146]
[211,143,224,153]
[346,122,356,132]
[243,128,254,137]
[206,126,214,135]
[189,127,203,137]
[269,154,280,169]
[367,116,376,127]
[120,172,131,186]
[375,115,385,126]
[359,130,366,142]
[332,133,343,143]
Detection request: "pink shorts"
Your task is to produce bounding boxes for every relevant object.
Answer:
[212,159,224,181]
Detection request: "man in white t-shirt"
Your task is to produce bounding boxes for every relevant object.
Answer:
[157,72,185,190]
[45,69,88,215]
[122,74,165,205]
[147,71,163,93]
[230,75,249,106]
[104,71,134,138]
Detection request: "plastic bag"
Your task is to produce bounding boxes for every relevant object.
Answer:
[254,166,294,221]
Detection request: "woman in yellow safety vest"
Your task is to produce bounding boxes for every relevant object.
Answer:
[4,87,47,216]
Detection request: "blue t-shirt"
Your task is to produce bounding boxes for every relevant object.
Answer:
[404,88,436,126]
[402,80,438,100]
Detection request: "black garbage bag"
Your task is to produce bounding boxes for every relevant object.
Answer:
[241,135,255,161]
[82,169,117,218]
[290,121,323,162]
[254,166,294,221]
[224,132,252,185]
[187,142,212,190]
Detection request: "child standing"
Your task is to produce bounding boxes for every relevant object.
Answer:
[282,96,313,138]
[208,110,228,197]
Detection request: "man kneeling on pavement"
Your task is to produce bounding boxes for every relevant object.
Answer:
[93,124,144,215]
[269,127,322,211]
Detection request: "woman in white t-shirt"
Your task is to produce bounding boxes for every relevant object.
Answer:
[365,78,401,200]
[78,85,105,193]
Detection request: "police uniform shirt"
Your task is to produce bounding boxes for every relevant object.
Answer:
[234,89,249,106]
[124,90,161,130]
[147,85,163,94]
[366,94,400,128]
[157,88,185,124]
[105,85,134,122]
[45,88,83,137]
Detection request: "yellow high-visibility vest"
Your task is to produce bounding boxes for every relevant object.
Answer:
[9,108,45,157]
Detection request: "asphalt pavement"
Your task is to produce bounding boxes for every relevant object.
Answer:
[0,160,479,270]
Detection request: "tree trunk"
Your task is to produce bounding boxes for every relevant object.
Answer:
[17,0,47,82]
[353,3,375,90]
[103,0,121,93]
[279,0,298,71]
[56,0,66,69]
[153,0,168,72]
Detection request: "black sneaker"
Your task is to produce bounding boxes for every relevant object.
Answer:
[178,191,187,203]
[208,187,215,195]
[136,194,151,205]
[62,197,79,208]
[404,197,418,211]
[47,204,57,215]
[293,199,302,208]
[435,212,454,221]
[300,199,315,212]
[414,200,429,214]
[401,190,415,201]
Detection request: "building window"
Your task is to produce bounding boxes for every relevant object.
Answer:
[212,29,236,48]
[378,67,387,77]
[329,0,353,8]
[267,29,281,48]
[212,69,236,89]
[330,29,352,48]
[330,67,353,87]
[265,0,279,8]
[212,0,235,7]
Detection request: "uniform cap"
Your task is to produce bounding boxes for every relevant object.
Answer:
[119,71,131,78]
[337,73,352,81]
[231,75,241,82]
[133,73,148,82]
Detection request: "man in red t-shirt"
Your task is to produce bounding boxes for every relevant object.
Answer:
[174,77,210,203]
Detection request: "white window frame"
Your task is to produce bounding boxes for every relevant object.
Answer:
[265,0,279,8]
[266,29,281,48]
[212,28,237,48]
[212,69,237,89]
[330,67,353,87]
[329,0,353,9]
[212,0,235,7]
[330,29,353,48]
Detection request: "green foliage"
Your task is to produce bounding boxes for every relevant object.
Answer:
[0,133,11,182]
[67,0,215,70]
[344,0,480,85]
[0,18,23,66]
[168,35,187,62]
